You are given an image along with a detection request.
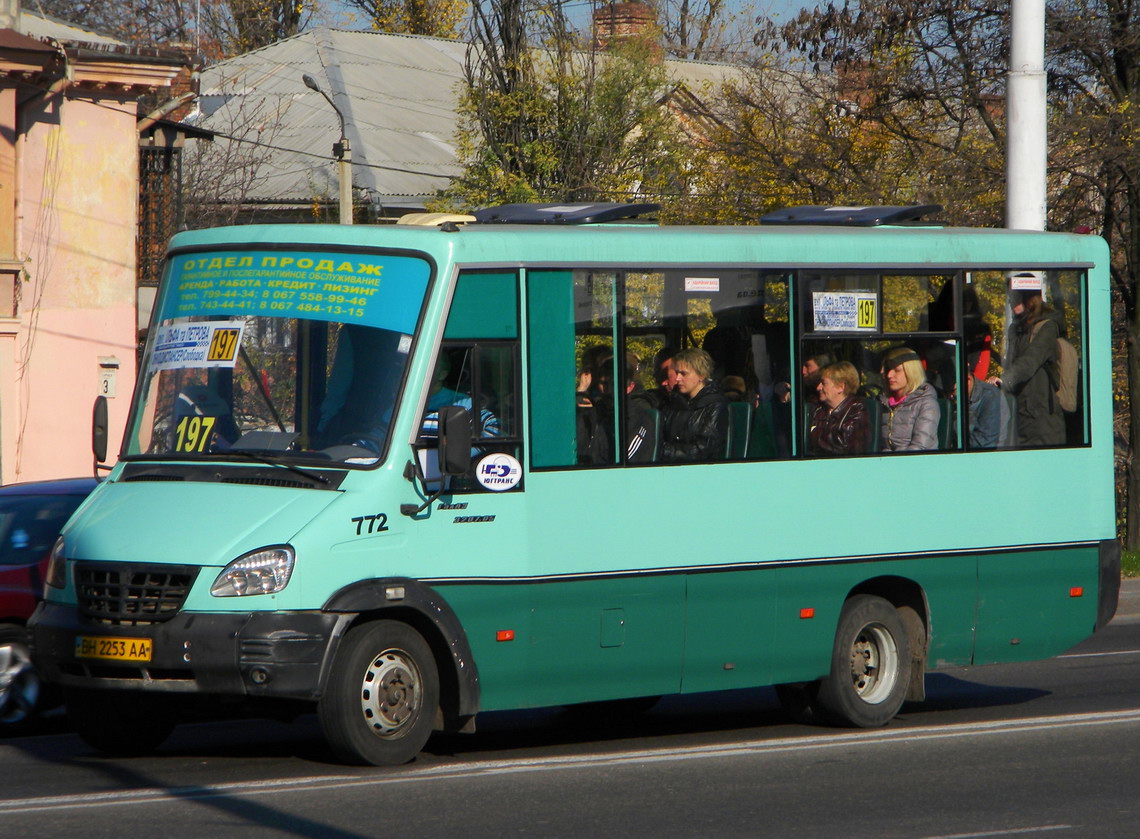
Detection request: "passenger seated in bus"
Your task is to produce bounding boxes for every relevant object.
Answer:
[661,348,728,462]
[775,352,833,405]
[578,356,656,464]
[954,356,1001,449]
[879,347,940,451]
[809,361,870,455]
[722,375,748,402]
[640,346,682,411]
[575,344,613,408]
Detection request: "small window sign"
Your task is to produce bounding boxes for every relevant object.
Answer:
[812,291,878,332]
[685,277,721,293]
[1009,271,1043,291]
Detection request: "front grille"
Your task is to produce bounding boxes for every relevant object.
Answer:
[75,562,199,625]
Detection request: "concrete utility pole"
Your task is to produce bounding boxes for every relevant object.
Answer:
[1006,0,1047,231]
[302,73,353,225]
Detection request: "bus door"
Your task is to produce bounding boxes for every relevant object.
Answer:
[402,271,533,710]
[521,268,688,706]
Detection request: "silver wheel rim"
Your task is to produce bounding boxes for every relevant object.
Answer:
[848,623,899,705]
[0,643,40,724]
[359,648,421,738]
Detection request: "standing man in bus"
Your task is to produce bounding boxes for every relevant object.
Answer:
[999,284,1066,446]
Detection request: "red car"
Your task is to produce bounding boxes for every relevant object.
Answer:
[0,478,98,731]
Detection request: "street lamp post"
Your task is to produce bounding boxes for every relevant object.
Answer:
[302,73,353,225]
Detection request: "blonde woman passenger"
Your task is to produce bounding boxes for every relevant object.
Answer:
[879,347,940,451]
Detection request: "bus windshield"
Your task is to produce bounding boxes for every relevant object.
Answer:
[124,248,432,466]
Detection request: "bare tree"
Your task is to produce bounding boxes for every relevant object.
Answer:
[35,0,197,43]
[649,0,755,60]
[34,0,311,56]
[339,0,465,38]
[181,75,296,228]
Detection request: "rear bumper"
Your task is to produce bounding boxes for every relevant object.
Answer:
[28,600,349,701]
[1097,538,1121,630]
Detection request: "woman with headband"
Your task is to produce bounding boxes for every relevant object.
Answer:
[879,347,940,451]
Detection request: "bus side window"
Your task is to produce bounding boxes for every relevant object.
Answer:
[970,269,1087,449]
[529,268,793,469]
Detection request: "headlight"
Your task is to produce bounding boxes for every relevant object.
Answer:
[45,536,68,590]
[211,546,295,597]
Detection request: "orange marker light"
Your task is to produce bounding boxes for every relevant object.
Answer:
[496,629,515,642]
[1069,587,1084,598]
[799,607,815,619]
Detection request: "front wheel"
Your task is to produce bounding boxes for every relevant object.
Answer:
[814,595,911,728]
[318,620,439,766]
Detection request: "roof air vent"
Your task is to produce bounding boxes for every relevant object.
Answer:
[759,204,944,227]
[471,202,660,225]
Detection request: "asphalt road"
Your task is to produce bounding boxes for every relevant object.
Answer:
[2,582,1140,838]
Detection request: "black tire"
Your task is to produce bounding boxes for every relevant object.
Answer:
[814,595,912,728]
[0,624,42,732]
[318,620,439,766]
[65,688,176,755]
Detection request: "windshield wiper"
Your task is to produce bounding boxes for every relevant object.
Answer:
[224,448,331,485]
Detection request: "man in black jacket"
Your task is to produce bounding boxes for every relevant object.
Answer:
[661,348,729,462]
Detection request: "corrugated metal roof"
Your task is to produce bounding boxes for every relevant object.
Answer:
[194,27,744,211]
[19,10,125,46]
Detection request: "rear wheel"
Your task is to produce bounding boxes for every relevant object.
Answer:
[65,688,176,755]
[0,625,41,732]
[318,620,439,766]
[814,595,911,727]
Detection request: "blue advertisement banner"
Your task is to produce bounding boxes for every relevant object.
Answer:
[161,250,431,334]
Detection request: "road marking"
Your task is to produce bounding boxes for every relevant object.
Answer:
[3,708,1140,814]
[920,827,1072,838]
[1058,648,1140,659]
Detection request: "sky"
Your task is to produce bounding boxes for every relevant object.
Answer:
[317,0,805,34]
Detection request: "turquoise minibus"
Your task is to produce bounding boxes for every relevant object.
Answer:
[29,203,1119,765]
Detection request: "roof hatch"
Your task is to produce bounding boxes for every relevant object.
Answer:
[759,204,944,227]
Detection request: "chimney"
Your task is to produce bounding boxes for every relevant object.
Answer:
[0,0,21,31]
[593,1,658,50]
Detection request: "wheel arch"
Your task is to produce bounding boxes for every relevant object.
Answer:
[322,578,479,729]
[846,575,929,702]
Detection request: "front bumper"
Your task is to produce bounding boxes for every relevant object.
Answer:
[29,601,349,701]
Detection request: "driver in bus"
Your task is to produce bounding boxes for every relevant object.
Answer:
[418,350,500,447]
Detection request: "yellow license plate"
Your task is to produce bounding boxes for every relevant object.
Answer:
[75,636,153,663]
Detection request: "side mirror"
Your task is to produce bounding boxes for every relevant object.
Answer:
[401,406,473,517]
[437,405,472,476]
[92,396,108,466]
